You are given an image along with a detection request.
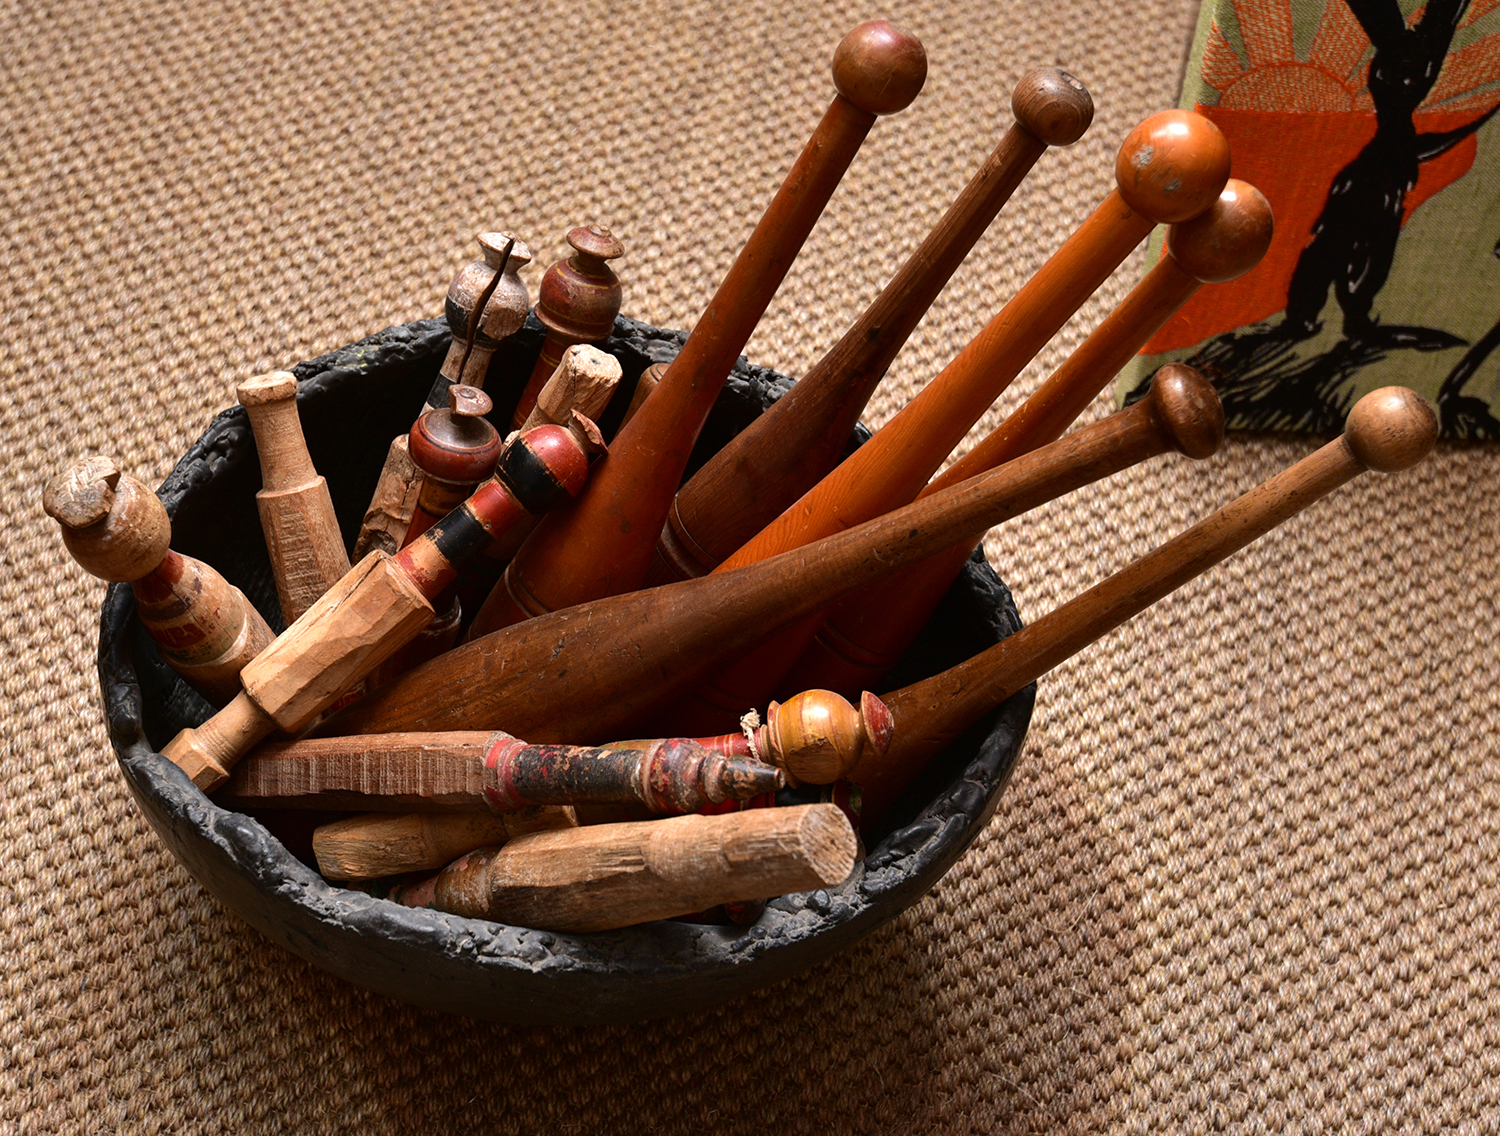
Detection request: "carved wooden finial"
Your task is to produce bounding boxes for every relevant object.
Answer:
[44,456,170,582]
[765,688,875,785]
[513,228,627,427]
[1115,109,1231,225]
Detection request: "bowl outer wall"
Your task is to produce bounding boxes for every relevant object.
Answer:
[97,316,1035,1025]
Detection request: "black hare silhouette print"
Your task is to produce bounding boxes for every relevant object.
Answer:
[1121,0,1500,439]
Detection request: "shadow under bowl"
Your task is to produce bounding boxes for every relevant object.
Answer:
[97,315,1035,1025]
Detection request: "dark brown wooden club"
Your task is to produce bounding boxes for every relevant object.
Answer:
[647,66,1095,585]
[853,386,1440,823]
[466,20,929,639]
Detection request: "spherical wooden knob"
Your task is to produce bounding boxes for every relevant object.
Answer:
[767,689,869,785]
[1145,364,1225,460]
[44,456,171,582]
[1114,110,1231,224]
[1166,179,1275,283]
[1011,67,1093,147]
[1345,387,1438,473]
[831,20,927,116]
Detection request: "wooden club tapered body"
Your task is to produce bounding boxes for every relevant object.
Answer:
[855,386,1440,823]
[649,67,1095,585]
[782,179,1275,698]
[323,369,1225,747]
[468,21,928,638]
[711,109,1230,580]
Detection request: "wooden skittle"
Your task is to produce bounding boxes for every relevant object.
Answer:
[402,385,504,545]
[649,67,1095,586]
[354,233,530,559]
[855,386,1440,823]
[387,804,857,933]
[236,371,351,624]
[512,226,626,428]
[667,363,1227,737]
[162,425,592,792]
[451,348,615,620]
[708,108,1231,584]
[45,457,274,705]
[322,369,1224,748]
[221,731,783,814]
[781,179,1275,698]
[312,808,578,881]
[467,20,928,638]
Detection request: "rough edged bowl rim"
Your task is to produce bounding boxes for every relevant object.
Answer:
[97,316,1035,1026]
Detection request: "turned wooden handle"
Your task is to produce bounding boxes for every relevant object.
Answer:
[44,457,274,706]
[858,386,1440,821]
[478,21,928,630]
[221,730,783,814]
[714,109,1232,578]
[392,804,858,932]
[238,370,352,623]
[651,67,1095,584]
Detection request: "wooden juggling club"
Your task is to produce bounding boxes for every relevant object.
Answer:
[854,386,1440,822]
[467,20,929,638]
[648,66,1095,584]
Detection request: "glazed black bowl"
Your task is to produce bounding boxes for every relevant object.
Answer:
[98,316,1035,1025]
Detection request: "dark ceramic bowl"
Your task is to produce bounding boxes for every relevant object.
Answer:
[98,316,1034,1025]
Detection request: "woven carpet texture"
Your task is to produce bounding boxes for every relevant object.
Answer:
[3,0,1498,1130]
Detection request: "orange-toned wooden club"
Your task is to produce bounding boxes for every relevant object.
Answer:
[655,112,1234,733]
[647,66,1095,585]
[853,386,1440,823]
[709,108,1230,581]
[466,20,928,639]
[781,178,1275,699]
[320,367,1224,747]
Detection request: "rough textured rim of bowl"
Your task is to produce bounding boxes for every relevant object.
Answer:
[97,316,1036,1025]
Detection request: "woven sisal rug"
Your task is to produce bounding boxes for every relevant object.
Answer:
[3,0,1497,1129]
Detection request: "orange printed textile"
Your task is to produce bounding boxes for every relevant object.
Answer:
[1119,0,1500,439]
